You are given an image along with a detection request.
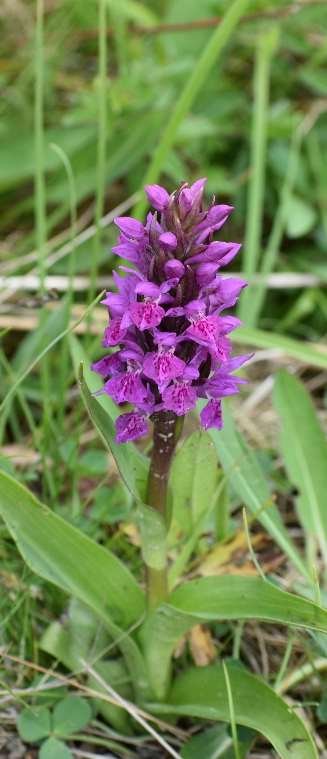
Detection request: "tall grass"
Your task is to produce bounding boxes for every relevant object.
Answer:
[34,0,56,497]
[89,0,108,314]
[134,0,250,219]
[49,143,78,440]
[239,27,278,325]
[35,0,47,294]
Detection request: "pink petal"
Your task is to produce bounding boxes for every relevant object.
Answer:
[115,412,148,443]
[162,382,197,416]
[143,350,185,390]
[200,399,223,430]
[91,353,123,377]
[103,318,126,346]
[159,232,177,250]
[145,184,170,211]
[164,259,185,280]
[130,302,165,331]
[114,216,144,239]
[104,371,147,404]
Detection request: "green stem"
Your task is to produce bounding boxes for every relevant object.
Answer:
[146,412,182,609]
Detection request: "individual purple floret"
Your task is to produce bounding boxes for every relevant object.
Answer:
[92,179,250,442]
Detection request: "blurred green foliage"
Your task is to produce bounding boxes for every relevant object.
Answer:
[0,1,326,338]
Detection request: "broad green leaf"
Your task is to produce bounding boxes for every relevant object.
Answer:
[285,195,317,238]
[181,724,254,759]
[52,696,91,737]
[136,504,167,571]
[41,598,109,673]
[153,664,318,759]
[169,430,218,538]
[13,301,69,374]
[141,575,327,698]
[273,370,327,564]
[0,126,94,189]
[41,602,131,733]
[87,659,132,733]
[0,470,149,700]
[78,449,109,477]
[39,737,73,759]
[207,405,310,579]
[17,706,51,742]
[233,327,327,370]
[0,302,70,435]
[0,470,144,626]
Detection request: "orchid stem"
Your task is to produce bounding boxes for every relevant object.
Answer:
[146,412,182,610]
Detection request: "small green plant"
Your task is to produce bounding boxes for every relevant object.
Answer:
[1,180,327,759]
[17,696,92,758]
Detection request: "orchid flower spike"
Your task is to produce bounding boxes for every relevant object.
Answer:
[92,179,250,442]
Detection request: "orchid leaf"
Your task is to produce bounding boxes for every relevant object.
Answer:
[151,663,318,759]
[273,370,327,565]
[0,469,149,700]
[181,723,254,759]
[169,430,219,540]
[141,575,327,698]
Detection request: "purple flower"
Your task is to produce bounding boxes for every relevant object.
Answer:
[185,314,236,359]
[143,349,186,391]
[92,179,250,442]
[116,412,148,443]
[159,232,177,251]
[164,259,185,280]
[114,216,145,239]
[200,399,222,430]
[162,381,197,416]
[130,301,165,331]
[104,370,147,405]
[145,184,170,211]
[91,353,123,377]
[103,318,126,346]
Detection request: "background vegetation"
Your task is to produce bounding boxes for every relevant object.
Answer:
[0,0,327,756]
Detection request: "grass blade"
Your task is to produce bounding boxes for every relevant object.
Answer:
[273,370,327,566]
[233,326,327,370]
[239,28,278,323]
[245,130,301,325]
[89,0,108,313]
[207,405,310,580]
[35,0,47,292]
[222,660,241,759]
[134,0,249,218]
